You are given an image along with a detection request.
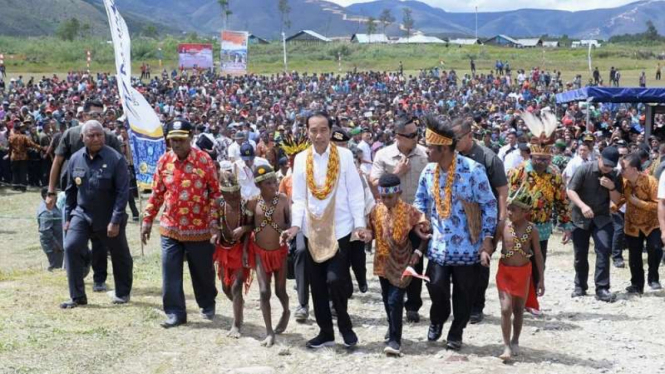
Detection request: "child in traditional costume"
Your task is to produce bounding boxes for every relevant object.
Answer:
[213,170,254,338]
[365,173,428,357]
[481,187,545,361]
[248,165,291,347]
[278,134,311,322]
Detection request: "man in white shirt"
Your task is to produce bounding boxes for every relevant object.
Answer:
[282,113,368,350]
[227,131,257,162]
[233,143,269,200]
[497,130,519,164]
[357,128,373,177]
[563,143,591,184]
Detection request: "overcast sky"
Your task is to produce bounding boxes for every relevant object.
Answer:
[328,0,643,12]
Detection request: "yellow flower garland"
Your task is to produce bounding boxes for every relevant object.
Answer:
[433,154,457,220]
[375,200,409,256]
[306,143,340,200]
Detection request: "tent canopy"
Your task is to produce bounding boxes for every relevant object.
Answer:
[556,87,665,104]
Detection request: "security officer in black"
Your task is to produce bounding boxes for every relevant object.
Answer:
[61,120,133,309]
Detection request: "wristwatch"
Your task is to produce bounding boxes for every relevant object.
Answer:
[47,191,57,197]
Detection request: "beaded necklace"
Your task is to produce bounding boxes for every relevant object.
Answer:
[254,195,283,235]
[502,222,534,259]
[220,198,246,245]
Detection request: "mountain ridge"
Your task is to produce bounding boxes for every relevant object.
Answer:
[1,0,664,40]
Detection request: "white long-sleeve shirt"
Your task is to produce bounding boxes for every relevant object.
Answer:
[291,144,366,239]
[358,140,373,176]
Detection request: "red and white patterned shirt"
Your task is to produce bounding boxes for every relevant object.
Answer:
[144,148,220,242]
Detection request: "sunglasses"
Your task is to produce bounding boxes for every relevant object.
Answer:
[396,132,419,139]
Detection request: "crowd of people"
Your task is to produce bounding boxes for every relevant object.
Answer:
[3,64,665,360]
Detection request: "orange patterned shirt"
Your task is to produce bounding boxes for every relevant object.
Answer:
[369,200,425,278]
[618,173,659,237]
[144,149,220,242]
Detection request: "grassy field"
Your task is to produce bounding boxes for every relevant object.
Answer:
[2,36,665,86]
[2,187,665,374]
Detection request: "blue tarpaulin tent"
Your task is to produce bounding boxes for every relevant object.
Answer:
[556,87,665,104]
[556,87,665,137]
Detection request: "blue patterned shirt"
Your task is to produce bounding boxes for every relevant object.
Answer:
[414,155,498,266]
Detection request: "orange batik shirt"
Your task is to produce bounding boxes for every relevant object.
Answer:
[617,173,659,237]
[143,148,221,242]
[369,200,425,288]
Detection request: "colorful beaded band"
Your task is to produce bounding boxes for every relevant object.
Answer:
[378,185,402,195]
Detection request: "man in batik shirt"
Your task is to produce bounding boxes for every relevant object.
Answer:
[141,119,221,329]
[414,115,497,351]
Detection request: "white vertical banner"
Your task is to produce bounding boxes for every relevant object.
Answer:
[103,0,165,190]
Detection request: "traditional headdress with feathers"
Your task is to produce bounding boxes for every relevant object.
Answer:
[521,109,558,156]
[507,183,537,210]
[279,134,310,157]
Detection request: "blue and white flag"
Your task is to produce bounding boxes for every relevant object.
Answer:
[103,0,165,190]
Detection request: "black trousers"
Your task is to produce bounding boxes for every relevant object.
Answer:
[348,239,367,292]
[426,262,479,342]
[305,234,353,337]
[41,158,52,187]
[379,277,406,344]
[64,214,133,301]
[91,238,109,284]
[530,239,548,291]
[572,223,613,292]
[28,159,41,186]
[160,236,217,319]
[10,160,28,190]
[0,150,11,183]
[292,232,309,308]
[626,230,663,291]
[380,277,406,345]
[405,231,424,312]
[612,212,626,262]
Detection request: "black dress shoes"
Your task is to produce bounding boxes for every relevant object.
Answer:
[427,323,443,341]
[60,298,88,309]
[596,289,616,303]
[160,314,187,328]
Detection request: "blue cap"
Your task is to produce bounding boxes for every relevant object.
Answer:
[240,143,255,161]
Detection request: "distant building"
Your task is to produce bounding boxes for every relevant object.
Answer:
[285,30,331,44]
[248,34,269,45]
[516,38,543,48]
[395,35,445,44]
[572,40,601,48]
[484,34,520,47]
[543,41,560,48]
[448,38,483,45]
[351,33,389,44]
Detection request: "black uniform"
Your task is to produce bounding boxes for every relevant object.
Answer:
[56,125,122,286]
[64,145,133,302]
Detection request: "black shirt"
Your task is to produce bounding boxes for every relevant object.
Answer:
[568,161,622,230]
[65,145,129,231]
[464,142,508,198]
[55,124,122,188]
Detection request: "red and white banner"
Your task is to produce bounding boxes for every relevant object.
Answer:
[177,43,214,69]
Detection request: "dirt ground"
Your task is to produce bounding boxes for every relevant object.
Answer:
[1,189,665,374]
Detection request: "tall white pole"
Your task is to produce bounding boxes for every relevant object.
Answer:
[588,41,592,75]
[282,32,288,73]
[475,6,478,40]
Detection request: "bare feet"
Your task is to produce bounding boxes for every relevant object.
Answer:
[260,334,276,347]
[499,345,512,361]
[510,341,520,356]
[274,309,290,334]
[227,325,242,339]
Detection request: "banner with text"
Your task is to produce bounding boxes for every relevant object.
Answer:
[178,43,214,69]
[221,30,248,74]
[103,0,166,191]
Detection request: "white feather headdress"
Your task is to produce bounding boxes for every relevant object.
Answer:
[520,110,558,155]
